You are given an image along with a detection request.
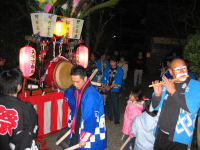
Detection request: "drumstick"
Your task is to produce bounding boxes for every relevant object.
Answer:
[56,129,71,145]
[149,75,189,88]
[89,69,98,80]
[121,134,125,141]
[64,144,79,150]
[120,137,131,150]
[91,81,101,86]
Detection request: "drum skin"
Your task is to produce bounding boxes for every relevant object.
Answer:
[44,58,73,90]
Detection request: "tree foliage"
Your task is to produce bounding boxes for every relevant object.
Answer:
[26,0,119,19]
[183,31,200,78]
[167,0,200,38]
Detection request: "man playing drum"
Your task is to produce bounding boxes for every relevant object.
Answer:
[64,65,106,150]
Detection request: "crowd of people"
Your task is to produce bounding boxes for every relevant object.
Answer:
[1,49,200,150]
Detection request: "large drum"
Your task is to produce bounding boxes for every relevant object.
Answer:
[44,57,73,90]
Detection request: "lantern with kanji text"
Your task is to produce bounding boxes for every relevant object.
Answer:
[62,17,84,39]
[19,46,36,77]
[31,13,57,37]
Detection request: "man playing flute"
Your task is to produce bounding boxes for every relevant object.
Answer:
[151,58,200,150]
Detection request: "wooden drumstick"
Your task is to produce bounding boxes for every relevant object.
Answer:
[120,137,131,150]
[89,69,98,80]
[64,144,79,150]
[91,81,101,86]
[149,75,189,88]
[56,129,71,145]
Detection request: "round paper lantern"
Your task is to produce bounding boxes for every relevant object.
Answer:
[19,46,36,77]
[76,45,89,68]
[54,20,67,37]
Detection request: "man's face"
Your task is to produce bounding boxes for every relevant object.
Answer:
[72,55,76,63]
[114,51,119,56]
[110,60,117,69]
[120,57,124,62]
[169,59,188,82]
[71,75,87,90]
[101,54,106,61]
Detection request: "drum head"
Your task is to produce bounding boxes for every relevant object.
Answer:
[54,60,73,90]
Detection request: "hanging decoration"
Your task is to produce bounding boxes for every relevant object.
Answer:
[31,13,57,37]
[76,45,88,68]
[19,46,36,77]
[36,0,57,12]
[62,17,84,39]
[54,20,67,37]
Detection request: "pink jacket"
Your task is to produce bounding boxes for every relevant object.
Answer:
[122,100,143,137]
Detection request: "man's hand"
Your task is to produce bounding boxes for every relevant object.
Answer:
[152,80,162,97]
[79,140,86,148]
[105,86,111,91]
[162,76,176,95]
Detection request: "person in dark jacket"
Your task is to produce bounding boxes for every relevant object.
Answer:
[0,68,38,150]
[134,51,145,88]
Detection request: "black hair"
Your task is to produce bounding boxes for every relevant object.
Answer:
[109,56,118,62]
[130,88,143,101]
[63,49,70,53]
[70,65,87,79]
[0,68,22,95]
[142,100,158,117]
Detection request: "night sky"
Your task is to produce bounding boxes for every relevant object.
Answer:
[0,0,199,67]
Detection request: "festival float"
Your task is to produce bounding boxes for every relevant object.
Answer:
[18,0,119,148]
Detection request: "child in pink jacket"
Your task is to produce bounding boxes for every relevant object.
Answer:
[121,89,144,150]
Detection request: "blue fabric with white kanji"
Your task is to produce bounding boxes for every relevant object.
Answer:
[101,66,123,92]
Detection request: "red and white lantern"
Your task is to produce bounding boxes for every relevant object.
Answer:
[76,45,89,68]
[19,46,36,77]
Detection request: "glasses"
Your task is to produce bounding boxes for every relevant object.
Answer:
[173,66,187,73]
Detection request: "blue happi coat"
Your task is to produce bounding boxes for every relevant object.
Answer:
[94,59,109,82]
[65,83,106,150]
[101,66,123,92]
[64,88,75,130]
[153,79,200,145]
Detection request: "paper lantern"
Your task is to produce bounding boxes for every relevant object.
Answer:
[54,20,67,37]
[76,45,89,68]
[62,17,84,39]
[31,13,57,37]
[19,46,36,77]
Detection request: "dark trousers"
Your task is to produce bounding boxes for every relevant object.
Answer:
[154,128,188,150]
[105,91,120,124]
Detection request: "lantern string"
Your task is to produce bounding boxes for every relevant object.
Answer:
[27,40,31,46]
[53,38,56,58]
[58,40,63,57]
